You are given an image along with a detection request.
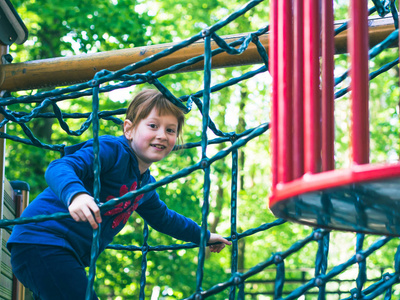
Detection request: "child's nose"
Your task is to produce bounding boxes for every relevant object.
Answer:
[157,129,167,139]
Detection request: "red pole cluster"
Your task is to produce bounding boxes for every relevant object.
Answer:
[270,0,370,194]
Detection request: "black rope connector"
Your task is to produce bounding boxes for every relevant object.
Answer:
[313,231,323,240]
[356,253,364,262]
[229,133,238,143]
[233,276,241,285]
[200,159,209,169]
[383,273,391,281]
[201,29,210,37]
[1,54,13,64]
[194,293,202,300]
[142,245,149,253]
[231,234,237,240]
[273,254,283,264]
[251,33,258,43]
[350,287,363,299]
[89,79,98,87]
[315,277,324,286]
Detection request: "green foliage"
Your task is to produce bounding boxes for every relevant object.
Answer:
[10,0,152,59]
[5,0,400,299]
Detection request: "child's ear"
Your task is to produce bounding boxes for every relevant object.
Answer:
[123,120,134,140]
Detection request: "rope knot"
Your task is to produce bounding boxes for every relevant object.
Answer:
[229,133,238,143]
[145,71,155,84]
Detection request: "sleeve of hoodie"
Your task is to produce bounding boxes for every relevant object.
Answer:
[45,137,119,207]
[136,177,210,245]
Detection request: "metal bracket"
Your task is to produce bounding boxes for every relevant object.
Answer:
[1,53,12,64]
[0,0,28,45]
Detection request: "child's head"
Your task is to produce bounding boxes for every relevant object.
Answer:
[125,89,185,141]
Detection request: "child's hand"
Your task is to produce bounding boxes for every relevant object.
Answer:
[69,193,102,230]
[208,233,232,253]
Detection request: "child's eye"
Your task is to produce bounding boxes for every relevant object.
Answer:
[167,128,176,134]
[149,124,157,129]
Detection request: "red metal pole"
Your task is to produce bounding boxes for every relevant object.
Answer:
[277,0,294,183]
[349,0,370,165]
[321,0,335,171]
[270,0,278,188]
[303,0,321,174]
[293,0,304,179]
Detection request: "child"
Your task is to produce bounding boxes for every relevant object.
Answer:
[7,89,231,300]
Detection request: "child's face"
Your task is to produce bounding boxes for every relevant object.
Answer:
[124,107,179,173]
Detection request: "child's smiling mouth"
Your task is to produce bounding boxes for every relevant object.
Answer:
[151,144,166,150]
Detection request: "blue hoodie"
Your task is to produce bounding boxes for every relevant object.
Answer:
[7,135,209,266]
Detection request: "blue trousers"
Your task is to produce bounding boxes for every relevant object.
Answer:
[10,244,98,300]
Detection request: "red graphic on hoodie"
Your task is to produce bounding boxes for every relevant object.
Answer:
[105,182,144,229]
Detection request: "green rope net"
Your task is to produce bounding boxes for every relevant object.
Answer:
[1,0,400,299]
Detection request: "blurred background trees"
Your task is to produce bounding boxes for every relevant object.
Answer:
[4,0,400,299]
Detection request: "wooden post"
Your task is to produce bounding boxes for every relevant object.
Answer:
[0,43,8,300]
[0,44,8,197]
[0,45,27,300]
[10,181,29,300]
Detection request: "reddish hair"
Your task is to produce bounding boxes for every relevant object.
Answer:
[125,89,185,142]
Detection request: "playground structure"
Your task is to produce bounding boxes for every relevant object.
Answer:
[269,0,400,237]
[0,0,400,299]
[0,1,29,299]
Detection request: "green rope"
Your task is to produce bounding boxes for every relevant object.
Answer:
[0,0,399,299]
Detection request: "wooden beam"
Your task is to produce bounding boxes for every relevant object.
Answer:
[0,16,396,92]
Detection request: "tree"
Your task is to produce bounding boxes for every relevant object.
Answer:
[5,0,400,299]
[6,0,273,299]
